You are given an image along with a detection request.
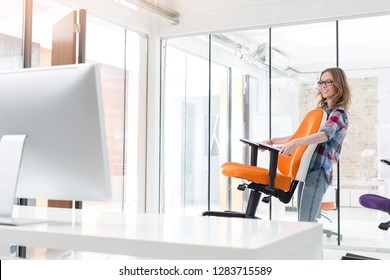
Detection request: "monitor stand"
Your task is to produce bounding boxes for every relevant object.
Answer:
[0,135,50,226]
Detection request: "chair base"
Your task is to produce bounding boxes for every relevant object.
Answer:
[202,210,260,219]
[323,228,342,242]
[341,253,379,260]
[203,189,262,219]
[379,220,390,231]
[323,228,337,238]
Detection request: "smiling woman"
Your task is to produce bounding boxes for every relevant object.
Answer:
[263,67,351,222]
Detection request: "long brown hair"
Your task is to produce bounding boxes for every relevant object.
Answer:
[316,67,351,111]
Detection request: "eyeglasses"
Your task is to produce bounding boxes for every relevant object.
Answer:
[317,79,334,87]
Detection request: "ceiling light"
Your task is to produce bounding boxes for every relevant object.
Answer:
[115,0,180,25]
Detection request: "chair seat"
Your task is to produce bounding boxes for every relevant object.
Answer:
[321,201,335,211]
[359,194,390,212]
[221,162,293,192]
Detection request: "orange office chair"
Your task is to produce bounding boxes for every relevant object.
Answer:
[203,108,327,219]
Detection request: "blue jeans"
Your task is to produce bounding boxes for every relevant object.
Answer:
[297,168,329,222]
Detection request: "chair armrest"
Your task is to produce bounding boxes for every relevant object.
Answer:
[239,138,279,189]
[240,138,280,152]
[256,142,281,153]
[239,139,260,166]
[380,158,390,166]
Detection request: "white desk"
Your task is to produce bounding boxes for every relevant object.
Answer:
[0,206,323,259]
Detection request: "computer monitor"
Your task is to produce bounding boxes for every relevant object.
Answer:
[0,64,111,224]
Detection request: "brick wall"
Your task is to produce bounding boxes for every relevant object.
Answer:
[300,77,379,185]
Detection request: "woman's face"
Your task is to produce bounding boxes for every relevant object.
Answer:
[319,71,335,101]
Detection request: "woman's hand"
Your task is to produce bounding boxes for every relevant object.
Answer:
[258,139,273,151]
[279,139,298,156]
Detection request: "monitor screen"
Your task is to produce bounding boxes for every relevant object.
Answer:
[0,64,111,204]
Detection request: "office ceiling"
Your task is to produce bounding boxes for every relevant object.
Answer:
[157,0,281,13]
[153,1,390,73]
[217,16,390,73]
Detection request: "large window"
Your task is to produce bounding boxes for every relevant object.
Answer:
[337,15,390,249]
[0,0,147,212]
[161,33,270,216]
[269,22,337,229]
[211,30,269,216]
[84,15,127,210]
[0,0,24,70]
[161,36,211,215]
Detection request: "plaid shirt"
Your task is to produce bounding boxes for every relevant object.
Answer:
[308,107,349,184]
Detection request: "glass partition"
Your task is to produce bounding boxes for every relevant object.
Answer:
[212,30,270,215]
[161,36,210,215]
[337,15,390,249]
[124,30,148,212]
[4,0,148,212]
[160,14,390,252]
[161,31,270,216]
[210,30,269,215]
[84,15,147,212]
[32,0,73,67]
[0,0,24,70]
[84,15,126,210]
[270,22,337,235]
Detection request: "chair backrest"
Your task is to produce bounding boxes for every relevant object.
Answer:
[277,108,327,182]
